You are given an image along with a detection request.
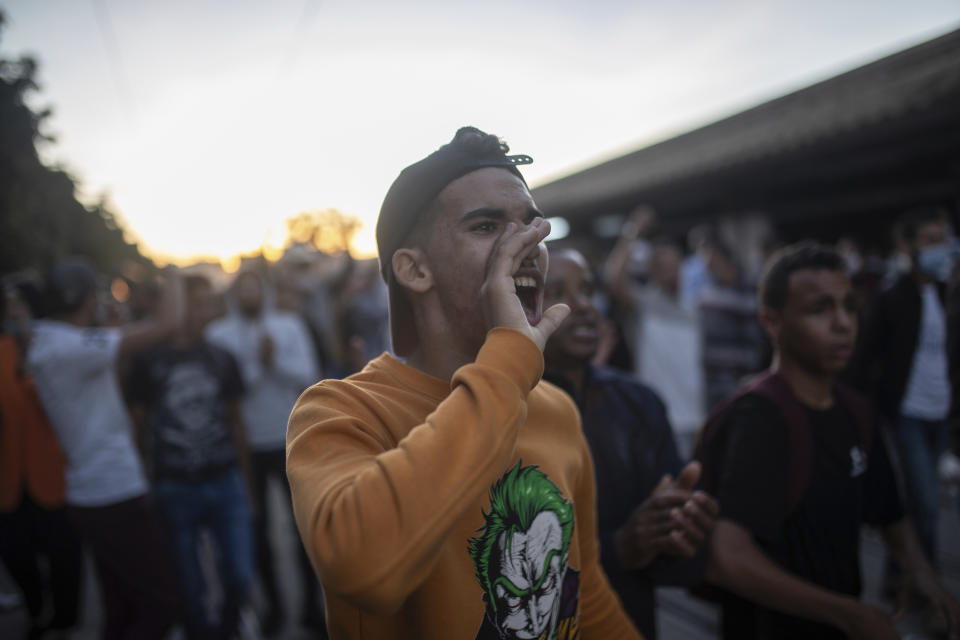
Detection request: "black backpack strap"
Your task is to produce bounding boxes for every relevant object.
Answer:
[751,373,813,511]
[695,369,813,512]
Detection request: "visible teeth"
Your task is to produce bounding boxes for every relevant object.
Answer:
[513,276,536,289]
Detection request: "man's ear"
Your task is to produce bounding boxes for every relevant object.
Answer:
[759,306,781,343]
[392,247,433,294]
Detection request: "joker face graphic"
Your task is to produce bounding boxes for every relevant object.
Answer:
[469,462,576,640]
[491,510,568,638]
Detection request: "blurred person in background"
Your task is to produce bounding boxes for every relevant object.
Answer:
[126,274,254,640]
[836,236,887,318]
[680,223,716,310]
[701,243,960,640]
[606,210,706,459]
[125,277,161,323]
[334,257,391,376]
[883,222,915,289]
[207,269,324,636]
[849,206,960,578]
[698,238,765,413]
[26,259,183,640]
[0,276,82,639]
[544,249,718,638]
[280,245,337,376]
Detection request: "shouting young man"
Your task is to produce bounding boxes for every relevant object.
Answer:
[699,243,960,639]
[286,127,643,639]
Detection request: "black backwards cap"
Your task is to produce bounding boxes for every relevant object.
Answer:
[44,258,99,317]
[376,126,533,356]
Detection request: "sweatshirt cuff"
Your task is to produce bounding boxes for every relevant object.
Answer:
[473,327,544,393]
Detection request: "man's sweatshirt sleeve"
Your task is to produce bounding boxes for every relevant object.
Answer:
[569,402,645,639]
[286,328,542,615]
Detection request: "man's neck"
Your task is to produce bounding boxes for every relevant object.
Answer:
[772,354,835,410]
[55,311,90,327]
[405,339,477,382]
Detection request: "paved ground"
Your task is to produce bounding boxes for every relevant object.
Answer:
[4,484,960,639]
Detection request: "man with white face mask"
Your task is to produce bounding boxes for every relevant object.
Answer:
[850,206,960,583]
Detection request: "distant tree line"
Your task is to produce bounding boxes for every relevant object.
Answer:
[0,10,150,276]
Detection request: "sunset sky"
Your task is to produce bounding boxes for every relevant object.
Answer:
[3,0,959,266]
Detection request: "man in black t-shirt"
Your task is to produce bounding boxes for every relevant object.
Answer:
[701,243,960,640]
[127,275,254,640]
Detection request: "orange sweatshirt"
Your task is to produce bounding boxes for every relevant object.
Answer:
[287,328,643,639]
[0,336,67,511]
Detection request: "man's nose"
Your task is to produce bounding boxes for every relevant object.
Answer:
[570,290,593,312]
[834,307,855,332]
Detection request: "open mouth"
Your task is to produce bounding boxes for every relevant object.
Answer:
[513,274,542,326]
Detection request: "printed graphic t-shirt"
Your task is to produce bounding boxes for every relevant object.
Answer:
[127,342,244,481]
[709,394,903,640]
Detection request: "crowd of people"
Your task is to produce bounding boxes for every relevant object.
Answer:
[1,125,959,640]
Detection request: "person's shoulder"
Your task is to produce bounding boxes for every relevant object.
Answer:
[533,378,579,419]
[300,355,400,403]
[591,364,653,394]
[31,321,117,355]
[290,376,369,422]
[725,388,783,420]
[705,388,784,442]
[594,364,667,405]
[288,359,402,438]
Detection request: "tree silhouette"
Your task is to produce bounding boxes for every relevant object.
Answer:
[0,10,150,275]
[285,208,362,255]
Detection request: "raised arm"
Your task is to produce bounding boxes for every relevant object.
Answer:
[602,209,653,310]
[117,267,185,361]
[287,328,544,614]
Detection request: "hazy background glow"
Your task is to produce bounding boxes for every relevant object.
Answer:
[3,0,959,264]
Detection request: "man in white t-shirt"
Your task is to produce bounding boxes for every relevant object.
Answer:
[207,269,322,635]
[851,207,959,579]
[27,260,185,640]
[605,212,706,459]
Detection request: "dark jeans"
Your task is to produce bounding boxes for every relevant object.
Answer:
[69,494,180,640]
[155,468,254,640]
[250,448,321,619]
[0,493,82,631]
[894,414,947,565]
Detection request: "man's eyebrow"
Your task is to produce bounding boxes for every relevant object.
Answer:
[459,207,545,224]
[461,207,505,223]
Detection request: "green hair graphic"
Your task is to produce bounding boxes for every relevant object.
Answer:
[468,461,574,611]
